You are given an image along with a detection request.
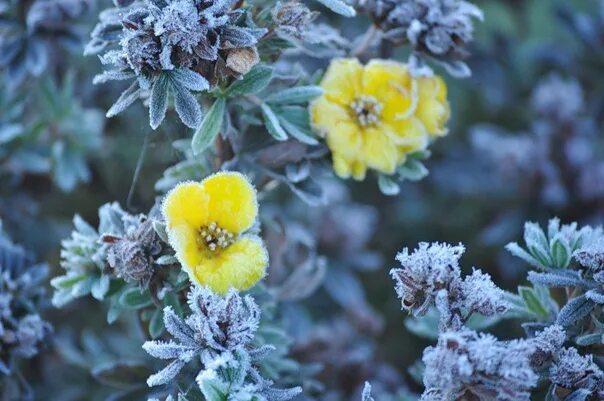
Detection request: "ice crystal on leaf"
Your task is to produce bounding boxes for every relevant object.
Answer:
[143,287,301,401]
[390,242,507,330]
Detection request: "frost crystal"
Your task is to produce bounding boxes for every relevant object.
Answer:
[144,287,301,400]
[422,329,541,401]
[549,347,604,397]
[574,227,604,272]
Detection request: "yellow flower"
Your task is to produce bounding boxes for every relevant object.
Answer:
[162,172,268,295]
[310,58,450,180]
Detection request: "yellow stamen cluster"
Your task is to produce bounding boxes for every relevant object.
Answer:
[199,222,235,251]
[351,95,383,127]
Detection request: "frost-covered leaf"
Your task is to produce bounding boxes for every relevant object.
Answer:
[313,0,356,17]
[150,74,170,129]
[107,82,140,117]
[556,295,595,326]
[265,86,323,104]
[262,104,288,141]
[171,79,203,128]
[378,174,400,196]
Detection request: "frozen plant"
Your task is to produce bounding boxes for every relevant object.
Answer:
[143,286,302,401]
[353,0,483,77]
[52,202,150,306]
[0,222,52,399]
[421,326,565,401]
[390,242,508,330]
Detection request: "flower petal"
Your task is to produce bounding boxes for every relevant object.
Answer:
[321,58,363,106]
[162,181,210,230]
[310,96,352,135]
[416,75,450,137]
[361,128,399,174]
[385,116,428,151]
[187,236,268,295]
[201,172,258,234]
[325,122,363,159]
[362,59,417,120]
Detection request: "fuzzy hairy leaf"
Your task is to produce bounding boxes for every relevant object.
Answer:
[150,74,170,129]
[265,86,323,104]
[262,104,288,141]
[171,79,203,128]
[556,295,595,326]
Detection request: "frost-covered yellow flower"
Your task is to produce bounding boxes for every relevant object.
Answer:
[162,172,268,295]
[310,58,450,180]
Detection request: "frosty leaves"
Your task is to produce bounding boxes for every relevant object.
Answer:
[143,287,301,401]
[390,242,508,330]
[87,0,266,129]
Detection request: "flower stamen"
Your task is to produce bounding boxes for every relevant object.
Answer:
[351,95,383,127]
[199,222,235,251]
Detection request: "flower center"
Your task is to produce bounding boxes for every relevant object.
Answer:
[351,95,383,127]
[198,222,235,252]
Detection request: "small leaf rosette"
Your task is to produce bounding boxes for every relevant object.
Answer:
[162,172,268,294]
[310,58,450,180]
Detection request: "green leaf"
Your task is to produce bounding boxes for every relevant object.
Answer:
[50,274,87,290]
[519,286,549,318]
[277,115,318,145]
[149,308,165,338]
[191,97,226,155]
[225,64,272,97]
[261,103,288,141]
[398,159,429,181]
[119,288,153,309]
[378,174,400,196]
[265,86,323,104]
[551,237,571,268]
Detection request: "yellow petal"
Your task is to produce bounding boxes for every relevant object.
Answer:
[362,59,416,120]
[332,153,351,178]
[162,181,210,230]
[321,58,363,106]
[187,236,268,295]
[351,160,367,180]
[325,122,362,159]
[416,75,450,137]
[201,171,258,235]
[310,96,353,135]
[385,116,428,151]
[361,128,399,174]
[168,224,206,269]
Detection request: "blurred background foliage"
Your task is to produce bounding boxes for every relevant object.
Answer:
[2,0,604,399]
